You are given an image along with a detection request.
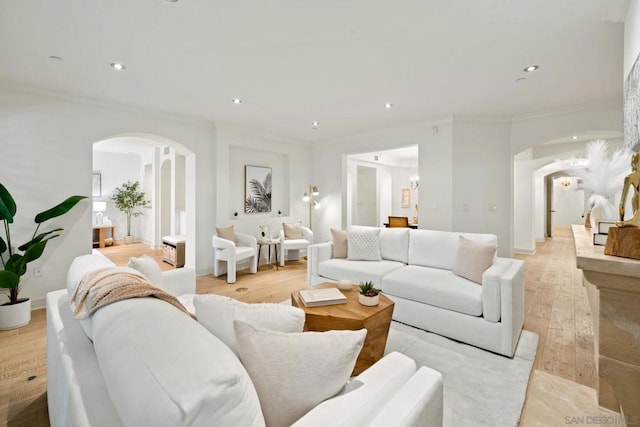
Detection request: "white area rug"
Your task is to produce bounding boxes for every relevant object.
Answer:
[385,322,538,427]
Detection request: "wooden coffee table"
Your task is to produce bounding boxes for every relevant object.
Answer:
[291,282,394,375]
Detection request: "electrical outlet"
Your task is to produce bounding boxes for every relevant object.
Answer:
[33,267,42,278]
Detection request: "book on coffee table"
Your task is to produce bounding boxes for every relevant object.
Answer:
[299,288,347,307]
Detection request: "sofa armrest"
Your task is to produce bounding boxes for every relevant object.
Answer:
[161,267,196,296]
[235,232,257,247]
[292,352,418,427]
[301,226,314,243]
[212,235,236,250]
[369,366,443,427]
[481,257,525,355]
[481,258,512,323]
[307,242,333,286]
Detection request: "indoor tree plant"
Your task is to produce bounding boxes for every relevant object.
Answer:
[359,281,380,306]
[0,182,85,329]
[110,181,149,244]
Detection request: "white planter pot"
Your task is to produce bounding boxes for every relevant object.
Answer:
[359,293,379,306]
[123,235,135,244]
[0,298,31,330]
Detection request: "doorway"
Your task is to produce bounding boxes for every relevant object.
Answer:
[356,165,377,226]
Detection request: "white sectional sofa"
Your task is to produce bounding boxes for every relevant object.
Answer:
[308,228,525,357]
[47,254,444,426]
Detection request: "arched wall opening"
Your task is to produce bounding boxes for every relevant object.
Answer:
[92,133,196,269]
[513,130,623,254]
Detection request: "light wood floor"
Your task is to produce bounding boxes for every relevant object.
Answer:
[0,231,622,426]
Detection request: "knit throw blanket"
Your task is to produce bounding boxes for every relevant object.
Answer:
[71,267,190,319]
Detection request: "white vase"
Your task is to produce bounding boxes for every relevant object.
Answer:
[337,280,352,291]
[0,298,31,330]
[359,293,379,306]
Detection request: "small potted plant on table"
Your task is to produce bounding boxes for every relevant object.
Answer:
[359,281,380,306]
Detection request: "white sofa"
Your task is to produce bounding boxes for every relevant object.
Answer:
[308,228,525,357]
[47,254,444,427]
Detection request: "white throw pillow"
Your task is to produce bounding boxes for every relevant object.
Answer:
[127,254,163,287]
[453,236,497,284]
[234,321,367,427]
[347,226,382,261]
[194,294,305,356]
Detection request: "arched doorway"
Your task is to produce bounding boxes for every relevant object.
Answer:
[92,133,196,269]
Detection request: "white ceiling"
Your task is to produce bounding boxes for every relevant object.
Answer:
[0,0,624,143]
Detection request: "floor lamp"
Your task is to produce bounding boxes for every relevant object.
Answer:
[302,185,320,230]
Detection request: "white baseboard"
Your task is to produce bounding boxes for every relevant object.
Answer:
[513,248,536,255]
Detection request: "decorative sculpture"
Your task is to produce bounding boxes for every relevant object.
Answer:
[617,152,640,227]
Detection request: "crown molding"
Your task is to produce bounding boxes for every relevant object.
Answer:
[511,99,621,123]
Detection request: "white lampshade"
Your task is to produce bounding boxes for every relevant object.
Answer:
[93,201,107,212]
[302,193,310,202]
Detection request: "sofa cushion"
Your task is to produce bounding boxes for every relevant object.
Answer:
[193,294,305,356]
[347,226,381,261]
[127,254,163,287]
[318,258,405,289]
[234,321,366,427]
[283,221,303,239]
[216,225,237,244]
[379,228,410,264]
[93,298,265,427]
[408,230,497,270]
[331,228,348,258]
[382,265,483,317]
[453,236,497,284]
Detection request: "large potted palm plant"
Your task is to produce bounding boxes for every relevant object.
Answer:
[110,181,149,244]
[0,183,85,329]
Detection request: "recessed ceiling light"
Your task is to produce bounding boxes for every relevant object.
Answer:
[232,98,242,104]
[165,0,178,2]
[572,135,578,140]
[516,77,527,82]
[110,62,126,71]
[523,65,539,72]
[49,55,63,62]
[312,121,319,129]
[384,103,393,109]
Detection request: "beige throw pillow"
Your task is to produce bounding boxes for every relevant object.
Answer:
[283,221,303,240]
[331,228,348,258]
[216,225,237,244]
[193,294,305,356]
[234,321,366,427]
[453,236,497,284]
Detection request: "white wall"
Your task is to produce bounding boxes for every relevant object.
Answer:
[513,149,535,254]
[92,151,144,241]
[625,0,640,79]
[0,83,215,307]
[392,167,419,218]
[452,118,512,257]
[214,126,311,247]
[313,121,442,243]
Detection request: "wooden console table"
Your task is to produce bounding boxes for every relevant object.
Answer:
[92,225,116,248]
[572,224,640,421]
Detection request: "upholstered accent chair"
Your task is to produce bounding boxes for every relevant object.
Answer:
[212,232,258,284]
[279,223,314,267]
[388,216,410,228]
